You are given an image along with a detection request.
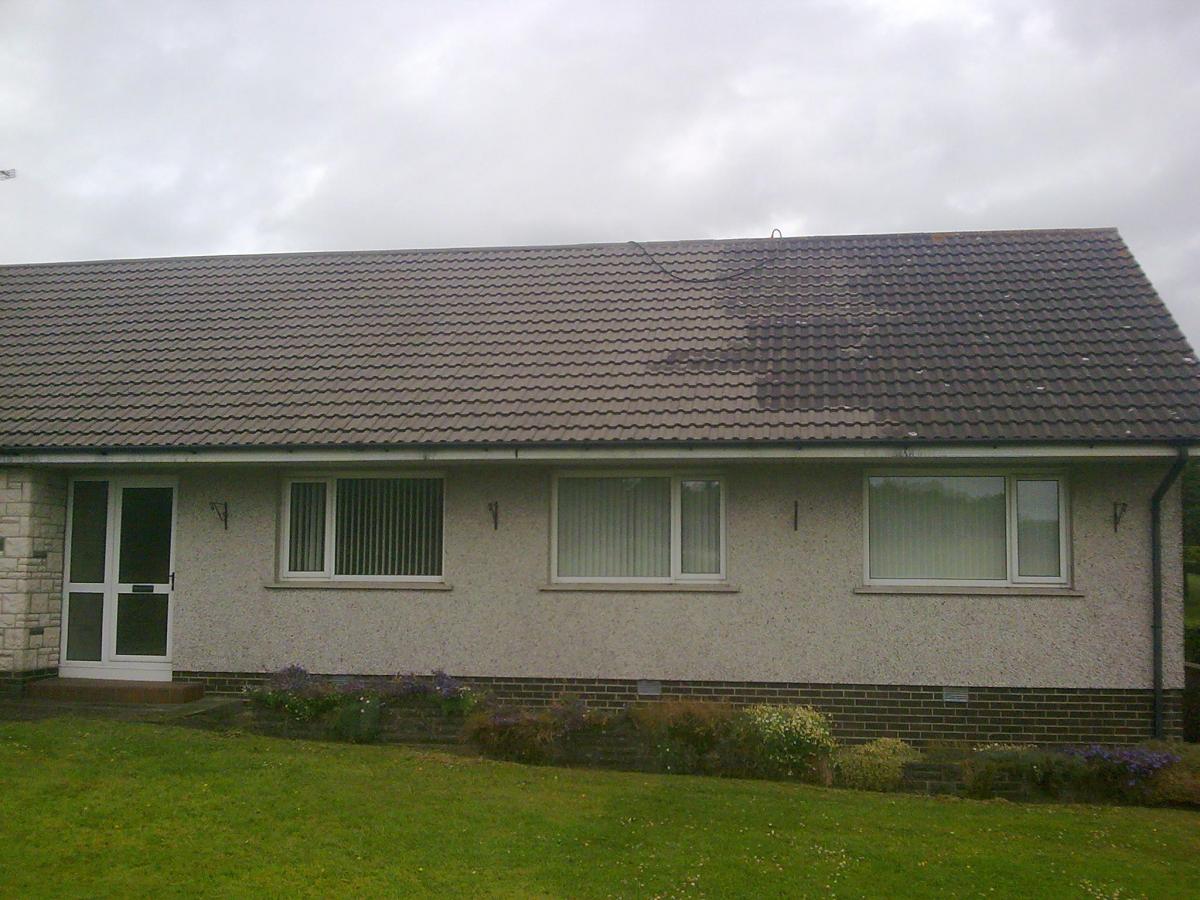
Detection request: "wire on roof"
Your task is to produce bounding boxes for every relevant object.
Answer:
[626,234,780,284]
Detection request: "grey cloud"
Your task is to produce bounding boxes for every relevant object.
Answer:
[2,0,1198,344]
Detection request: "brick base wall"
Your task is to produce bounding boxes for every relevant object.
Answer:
[173,670,1183,745]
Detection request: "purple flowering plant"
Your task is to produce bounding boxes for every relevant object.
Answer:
[1061,745,1180,789]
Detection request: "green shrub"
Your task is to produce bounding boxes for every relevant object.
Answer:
[963,745,1184,804]
[628,701,741,775]
[1184,545,1200,576]
[470,700,839,780]
[250,685,341,722]
[834,738,921,791]
[248,665,480,725]
[463,696,598,764]
[463,709,558,763]
[737,704,836,780]
[383,670,480,715]
[962,749,1086,800]
[1145,741,1200,807]
[330,695,383,743]
[247,665,341,721]
[1148,765,1200,807]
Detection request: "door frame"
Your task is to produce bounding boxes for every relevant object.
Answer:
[60,474,177,682]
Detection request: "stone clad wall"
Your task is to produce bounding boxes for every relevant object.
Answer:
[0,468,66,692]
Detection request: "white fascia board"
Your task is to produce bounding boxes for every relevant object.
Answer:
[0,443,1187,467]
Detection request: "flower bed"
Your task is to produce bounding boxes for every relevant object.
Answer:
[463,697,839,783]
[193,669,1200,808]
[959,743,1188,804]
[228,665,479,744]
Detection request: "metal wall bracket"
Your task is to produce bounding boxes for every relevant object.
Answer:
[1112,501,1128,532]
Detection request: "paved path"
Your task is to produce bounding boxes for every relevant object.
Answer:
[0,695,241,724]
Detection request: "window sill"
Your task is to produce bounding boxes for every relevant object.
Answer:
[854,584,1083,597]
[265,581,453,592]
[540,582,738,593]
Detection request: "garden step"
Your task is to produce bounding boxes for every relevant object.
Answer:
[28,678,204,704]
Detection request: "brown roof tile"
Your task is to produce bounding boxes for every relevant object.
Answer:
[2,228,1199,450]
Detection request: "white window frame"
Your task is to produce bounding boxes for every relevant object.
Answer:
[862,468,1070,588]
[550,471,727,584]
[60,474,178,681]
[278,471,445,582]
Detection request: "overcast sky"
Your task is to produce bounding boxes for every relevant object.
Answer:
[3,0,1199,344]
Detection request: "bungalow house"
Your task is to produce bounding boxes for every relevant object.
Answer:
[2,228,1197,744]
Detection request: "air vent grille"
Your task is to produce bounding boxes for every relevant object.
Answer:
[636,679,662,697]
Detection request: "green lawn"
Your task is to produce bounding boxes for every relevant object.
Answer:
[1187,573,1200,626]
[1,719,1197,898]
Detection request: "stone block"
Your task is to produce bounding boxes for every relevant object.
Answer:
[2,536,32,558]
[1,594,25,615]
[4,628,28,649]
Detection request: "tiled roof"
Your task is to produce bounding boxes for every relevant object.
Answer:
[2,228,1198,450]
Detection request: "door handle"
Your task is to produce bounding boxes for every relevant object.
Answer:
[170,572,175,590]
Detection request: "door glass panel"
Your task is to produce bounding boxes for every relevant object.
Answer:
[115,593,168,656]
[118,487,173,584]
[65,592,104,661]
[69,481,108,584]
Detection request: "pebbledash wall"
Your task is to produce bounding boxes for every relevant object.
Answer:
[167,459,1183,743]
[0,459,1185,741]
[0,468,66,695]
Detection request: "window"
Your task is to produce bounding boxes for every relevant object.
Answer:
[281,476,443,580]
[553,474,725,582]
[865,472,1067,586]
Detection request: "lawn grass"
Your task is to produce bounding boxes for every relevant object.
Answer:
[1186,572,1200,626]
[1,718,1198,898]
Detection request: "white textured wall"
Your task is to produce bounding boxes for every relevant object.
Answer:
[169,460,1184,689]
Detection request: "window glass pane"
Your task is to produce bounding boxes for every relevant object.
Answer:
[117,487,173,584]
[557,477,670,578]
[115,592,168,656]
[680,480,722,575]
[335,478,443,577]
[869,475,1007,580]
[1017,479,1061,578]
[65,592,103,661]
[69,481,108,584]
[288,482,327,572]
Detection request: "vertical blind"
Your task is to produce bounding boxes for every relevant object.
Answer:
[557,477,671,577]
[288,478,444,577]
[680,479,722,575]
[869,475,1007,580]
[1016,479,1061,577]
[288,482,327,572]
[335,478,443,577]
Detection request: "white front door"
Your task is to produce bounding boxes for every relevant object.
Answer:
[60,476,176,681]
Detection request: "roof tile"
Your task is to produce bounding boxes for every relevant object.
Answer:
[2,228,1198,450]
